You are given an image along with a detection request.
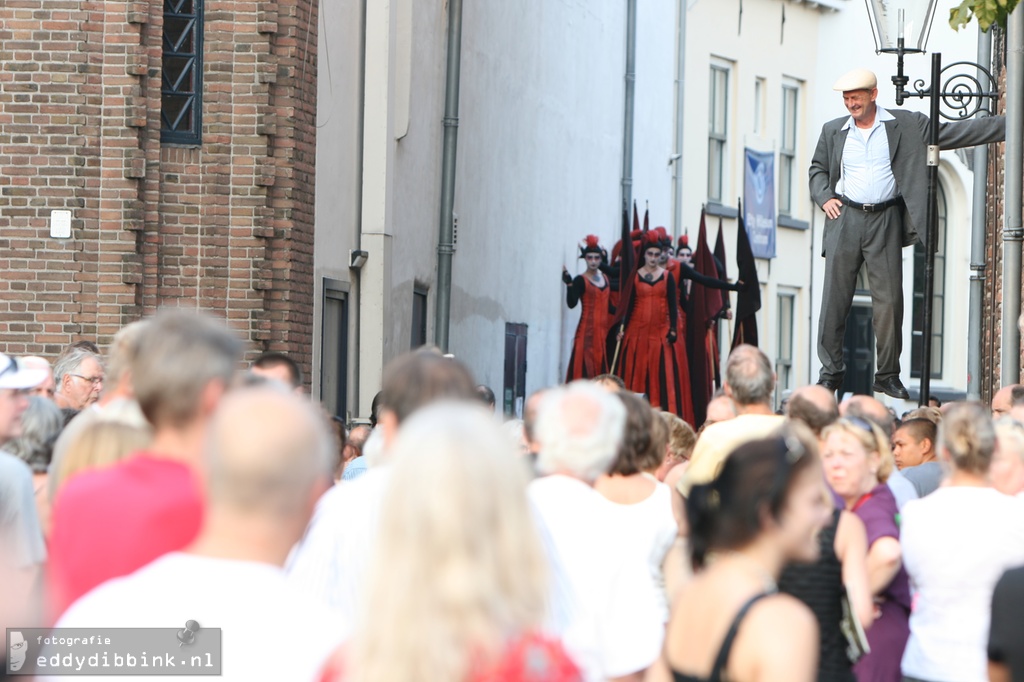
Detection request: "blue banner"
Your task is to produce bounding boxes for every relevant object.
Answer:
[743,148,776,259]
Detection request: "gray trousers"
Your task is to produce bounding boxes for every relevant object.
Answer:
[817,204,904,383]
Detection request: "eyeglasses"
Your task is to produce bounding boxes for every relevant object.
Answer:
[846,416,877,434]
[70,373,104,386]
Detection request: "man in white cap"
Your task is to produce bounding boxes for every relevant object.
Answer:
[810,68,1003,399]
[0,353,49,627]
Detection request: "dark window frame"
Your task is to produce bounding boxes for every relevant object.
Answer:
[911,183,947,380]
[161,0,204,145]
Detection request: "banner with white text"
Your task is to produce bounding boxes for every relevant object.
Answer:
[743,148,776,259]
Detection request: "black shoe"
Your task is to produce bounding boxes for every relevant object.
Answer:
[872,376,910,400]
[817,378,842,393]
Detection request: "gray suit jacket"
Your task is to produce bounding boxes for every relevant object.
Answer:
[809,109,1004,250]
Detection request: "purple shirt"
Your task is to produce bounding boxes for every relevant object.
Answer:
[852,483,911,682]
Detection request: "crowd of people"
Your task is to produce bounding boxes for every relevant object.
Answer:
[2,309,1024,681]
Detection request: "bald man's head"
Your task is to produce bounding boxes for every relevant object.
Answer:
[786,385,839,436]
[205,387,332,517]
[841,394,895,437]
[724,345,775,407]
[993,385,1018,418]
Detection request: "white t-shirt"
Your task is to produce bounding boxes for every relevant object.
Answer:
[600,480,677,622]
[901,488,1024,682]
[528,475,663,681]
[286,466,393,622]
[51,552,347,682]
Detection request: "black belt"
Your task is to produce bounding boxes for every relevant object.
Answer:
[840,195,903,213]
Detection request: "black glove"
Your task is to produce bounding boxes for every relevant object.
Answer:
[562,271,573,285]
[667,329,677,344]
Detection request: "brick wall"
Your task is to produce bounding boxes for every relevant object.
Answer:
[0,0,318,382]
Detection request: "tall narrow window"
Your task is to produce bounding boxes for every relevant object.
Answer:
[776,292,795,398]
[779,84,799,215]
[162,0,203,144]
[708,65,729,202]
[911,183,947,380]
[411,288,428,349]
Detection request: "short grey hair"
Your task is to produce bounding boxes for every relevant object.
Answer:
[132,309,243,429]
[725,345,774,406]
[53,347,102,394]
[6,397,64,473]
[534,381,626,482]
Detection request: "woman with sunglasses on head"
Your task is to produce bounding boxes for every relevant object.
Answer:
[652,426,831,682]
[899,404,1024,682]
[821,418,910,682]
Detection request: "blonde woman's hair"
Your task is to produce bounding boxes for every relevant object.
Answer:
[659,411,696,461]
[938,402,995,475]
[51,421,152,500]
[822,417,894,482]
[349,403,548,682]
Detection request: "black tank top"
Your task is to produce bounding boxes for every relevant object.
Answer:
[670,592,773,682]
[777,508,855,682]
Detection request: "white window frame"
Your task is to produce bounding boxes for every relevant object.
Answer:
[708,62,731,202]
[779,81,800,216]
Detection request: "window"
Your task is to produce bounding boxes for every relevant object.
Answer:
[708,65,729,202]
[504,323,528,418]
[411,287,428,349]
[779,84,799,215]
[776,292,795,398]
[320,282,350,420]
[911,183,947,380]
[162,0,204,144]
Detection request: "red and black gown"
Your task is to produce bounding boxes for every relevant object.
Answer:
[616,270,692,421]
[663,259,695,425]
[565,274,612,382]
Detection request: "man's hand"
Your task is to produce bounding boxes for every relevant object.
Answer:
[823,197,843,220]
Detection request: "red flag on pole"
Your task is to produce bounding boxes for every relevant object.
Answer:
[689,210,722,427]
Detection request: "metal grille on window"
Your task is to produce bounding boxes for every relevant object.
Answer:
[162,0,203,144]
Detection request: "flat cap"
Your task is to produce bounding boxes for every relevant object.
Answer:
[833,68,877,92]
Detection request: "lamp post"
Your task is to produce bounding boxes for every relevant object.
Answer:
[864,0,998,405]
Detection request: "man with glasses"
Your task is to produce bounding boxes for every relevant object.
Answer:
[53,346,104,411]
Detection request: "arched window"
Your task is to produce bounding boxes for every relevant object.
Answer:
[911,183,947,379]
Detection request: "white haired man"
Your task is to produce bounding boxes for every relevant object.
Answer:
[529,381,662,682]
[53,346,104,410]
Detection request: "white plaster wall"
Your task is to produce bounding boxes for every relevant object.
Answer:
[445,0,628,396]
[312,0,365,403]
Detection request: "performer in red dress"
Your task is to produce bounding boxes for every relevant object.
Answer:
[615,233,690,419]
[562,235,612,382]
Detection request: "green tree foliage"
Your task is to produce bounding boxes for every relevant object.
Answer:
[950,0,1021,32]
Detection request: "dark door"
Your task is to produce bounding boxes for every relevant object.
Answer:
[843,303,875,397]
[503,323,528,418]
[321,288,349,419]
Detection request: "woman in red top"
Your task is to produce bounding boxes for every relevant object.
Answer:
[562,236,612,382]
[616,233,689,419]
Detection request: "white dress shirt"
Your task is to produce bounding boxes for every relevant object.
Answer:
[838,106,897,204]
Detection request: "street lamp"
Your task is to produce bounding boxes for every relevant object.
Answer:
[864,0,998,405]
